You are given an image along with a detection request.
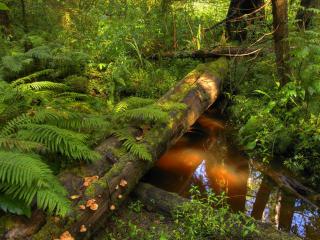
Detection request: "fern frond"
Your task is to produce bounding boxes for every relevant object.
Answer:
[0,113,31,137]
[11,69,55,87]
[115,97,155,113]
[1,56,24,73]
[17,124,100,161]
[0,194,31,217]
[0,151,52,188]
[117,105,168,123]
[15,81,67,92]
[114,130,152,161]
[158,102,187,111]
[25,45,52,61]
[32,108,108,131]
[36,188,70,216]
[0,137,45,152]
[0,151,70,216]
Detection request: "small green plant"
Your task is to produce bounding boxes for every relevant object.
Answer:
[172,187,259,240]
[128,200,144,213]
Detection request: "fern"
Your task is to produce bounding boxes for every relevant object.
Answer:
[0,137,45,152]
[117,105,168,123]
[0,194,31,217]
[11,69,55,87]
[0,151,70,216]
[114,130,152,161]
[16,81,68,92]
[17,124,100,161]
[114,97,155,113]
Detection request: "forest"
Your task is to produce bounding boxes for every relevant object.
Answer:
[0,0,319,239]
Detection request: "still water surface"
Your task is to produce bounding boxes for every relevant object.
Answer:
[145,114,320,239]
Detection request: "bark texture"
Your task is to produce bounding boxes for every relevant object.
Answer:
[272,0,290,86]
[1,58,228,240]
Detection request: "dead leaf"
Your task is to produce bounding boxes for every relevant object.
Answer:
[59,231,74,240]
[80,225,87,233]
[119,179,127,187]
[90,203,99,211]
[135,135,143,141]
[79,205,86,210]
[110,204,116,211]
[70,195,80,200]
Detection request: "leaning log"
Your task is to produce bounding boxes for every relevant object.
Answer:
[1,58,228,240]
[134,183,301,240]
[149,47,261,60]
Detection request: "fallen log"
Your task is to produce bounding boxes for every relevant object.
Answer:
[149,47,261,60]
[134,182,301,240]
[1,58,228,240]
[251,161,320,209]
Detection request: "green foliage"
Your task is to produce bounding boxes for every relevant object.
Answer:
[172,187,259,240]
[0,151,70,216]
[0,2,9,11]
[228,24,320,189]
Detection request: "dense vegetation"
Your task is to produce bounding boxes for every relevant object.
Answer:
[0,0,319,239]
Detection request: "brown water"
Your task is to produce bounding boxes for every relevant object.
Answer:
[145,114,320,239]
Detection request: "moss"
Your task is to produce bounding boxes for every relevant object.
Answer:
[85,178,108,198]
[0,217,16,236]
[64,75,89,93]
[32,218,64,240]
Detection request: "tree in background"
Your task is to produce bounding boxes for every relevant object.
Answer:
[226,0,265,41]
[272,0,290,86]
[296,0,320,29]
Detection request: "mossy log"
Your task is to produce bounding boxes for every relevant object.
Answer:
[134,183,301,240]
[1,58,228,240]
[149,47,261,60]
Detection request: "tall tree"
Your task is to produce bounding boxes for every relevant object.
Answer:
[296,0,320,29]
[272,0,290,86]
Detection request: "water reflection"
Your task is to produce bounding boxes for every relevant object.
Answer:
[145,114,320,239]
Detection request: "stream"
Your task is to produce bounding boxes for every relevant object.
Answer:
[145,113,320,239]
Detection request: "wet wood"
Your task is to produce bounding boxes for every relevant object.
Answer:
[1,58,228,240]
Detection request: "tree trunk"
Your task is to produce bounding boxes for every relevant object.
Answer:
[251,176,273,220]
[226,0,265,41]
[20,0,28,33]
[296,0,320,29]
[0,10,10,34]
[1,58,228,240]
[272,0,290,86]
[278,192,295,232]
